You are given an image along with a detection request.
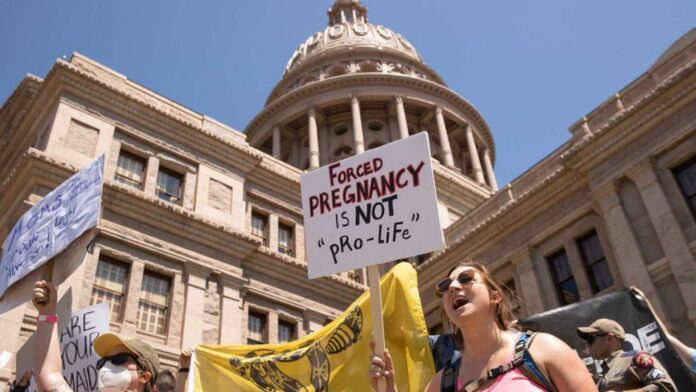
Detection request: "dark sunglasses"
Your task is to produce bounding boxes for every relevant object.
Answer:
[435,270,477,297]
[96,352,141,370]
[585,333,607,345]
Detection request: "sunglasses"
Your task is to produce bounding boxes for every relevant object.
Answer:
[585,333,607,345]
[96,353,142,370]
[435,270,477,297]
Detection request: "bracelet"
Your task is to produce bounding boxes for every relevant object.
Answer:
[36,314,59,323]
[178,368,190,373]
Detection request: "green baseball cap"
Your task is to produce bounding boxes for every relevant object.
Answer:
[577,318,625,340]
[94,332,160,383]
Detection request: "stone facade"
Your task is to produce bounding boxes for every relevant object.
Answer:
[0,1,695,389]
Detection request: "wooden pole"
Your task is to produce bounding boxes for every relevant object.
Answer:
[367,264,386,392]
[630,286,670,333]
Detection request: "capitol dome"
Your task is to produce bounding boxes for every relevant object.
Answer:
[266,0,446,105]
[246,0,498,197]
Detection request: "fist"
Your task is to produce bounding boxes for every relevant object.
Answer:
[32,280,57,314]
[179,347,194,368]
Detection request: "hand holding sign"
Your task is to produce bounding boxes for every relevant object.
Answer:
[32,280,57,315]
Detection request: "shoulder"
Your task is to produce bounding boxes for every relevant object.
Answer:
[527,332,573,358]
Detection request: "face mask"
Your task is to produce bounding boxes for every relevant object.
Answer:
[98,361,137,392]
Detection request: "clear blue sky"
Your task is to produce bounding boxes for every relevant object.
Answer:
[1,1,694,185]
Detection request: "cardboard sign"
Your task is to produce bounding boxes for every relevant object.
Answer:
[0,155,104,297]
[301,132,444,278]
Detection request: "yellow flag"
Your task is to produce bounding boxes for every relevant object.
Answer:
[192,262,435,391]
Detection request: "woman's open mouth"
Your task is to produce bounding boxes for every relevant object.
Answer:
[452,296,469,310]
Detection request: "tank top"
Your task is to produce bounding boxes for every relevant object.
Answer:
[455,336,548,391]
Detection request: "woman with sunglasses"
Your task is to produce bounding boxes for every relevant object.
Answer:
[369,263,596,391]
[32,280,160,392]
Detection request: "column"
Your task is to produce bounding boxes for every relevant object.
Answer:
[464,125,485,185]
[182,265,209,348]
[290,137,300,166]
[564,238,593,299]
[629,162,696,325]
[220,274,246,344]
[591,182,667,320]
[512,248,545,316]
[143,156,160,195]
[482,149,499,191]
[395,96,409,139]
[272,126,281,159]
[460,150,468,174]
[307,108,320,169]
[319,123,329,166]
[350,96,365,154]
[435,107,455,167]
[121,260,145,336]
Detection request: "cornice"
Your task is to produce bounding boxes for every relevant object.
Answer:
[561,58,696,169]
[53,65,264,174]
[245,73,495,161]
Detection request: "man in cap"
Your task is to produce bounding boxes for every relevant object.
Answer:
[32,280,160,392]
[577,318,676,391]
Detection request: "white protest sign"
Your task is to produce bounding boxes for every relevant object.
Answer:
[22,302,110,392]
[58,302,109,392]
[0,155,104,298]
[301,132,444,278]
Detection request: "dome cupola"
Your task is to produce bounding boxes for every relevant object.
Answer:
[268,0,444,105]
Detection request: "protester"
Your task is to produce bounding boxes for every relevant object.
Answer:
[9,370,32,392]
[577,318,676,391]
[32,280,160,392]
[666,333,696,374]
[156,370,176,392]
[369,262,596,391]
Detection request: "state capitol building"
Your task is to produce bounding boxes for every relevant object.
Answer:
[1,0,695,384]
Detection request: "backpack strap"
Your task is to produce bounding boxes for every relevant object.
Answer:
[440,356,460,392]
[515,332,557,392]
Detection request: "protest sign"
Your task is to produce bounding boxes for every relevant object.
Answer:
[0,155,104,298]
[58,302,109,392]
[520,289,696,389]
[300,132,444,279]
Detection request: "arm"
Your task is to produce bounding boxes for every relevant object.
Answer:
[32,280,72,392]
[530,333,597,392]
[175,347,193,392]
[667,334,695,370]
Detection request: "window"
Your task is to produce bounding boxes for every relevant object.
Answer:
[251,211,268,244]
[115,150,146,189]
[546,249,580,305]
[673,157,696,218]
[346,270,361,283]
[156,167,183,204]
[332,124,349,136]
[90,257,129,322]
[137,271,170,335]
[278,223,294,256]
[278,320,296,343]
[247,310,267,344]
[577,230,613,293]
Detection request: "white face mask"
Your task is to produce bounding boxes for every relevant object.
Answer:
[98,361,137,392]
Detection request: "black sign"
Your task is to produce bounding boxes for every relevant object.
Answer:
[520,289,696,390]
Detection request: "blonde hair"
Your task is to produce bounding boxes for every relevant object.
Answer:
[441,262,514,348]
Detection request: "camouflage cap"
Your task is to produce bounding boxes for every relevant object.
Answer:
[94,332,160,383]
[577,318,625,340]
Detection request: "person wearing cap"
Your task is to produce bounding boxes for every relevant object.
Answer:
[577,318,676,392]
[32,280,160,392]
